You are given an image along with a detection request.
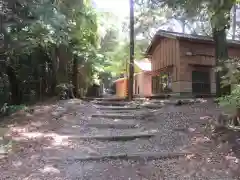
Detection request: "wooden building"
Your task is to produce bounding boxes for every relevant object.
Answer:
[133,59,152,97]
[146,30,240,96]
[114,77,128,98]
[114,59,152,98]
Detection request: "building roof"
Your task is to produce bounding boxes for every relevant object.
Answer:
[146,29,240,55]
[134,59,151,71]
[113,59,151,83]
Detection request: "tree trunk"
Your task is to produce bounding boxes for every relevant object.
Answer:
[213,28,231,97]
[6,65,22,104]
[50,46,58,95]
[232,107,240,126]
[128,0,134,100]
[232,4,237,40]
[72,58,79,97]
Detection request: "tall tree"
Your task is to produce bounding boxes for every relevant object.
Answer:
[0,0,105,103]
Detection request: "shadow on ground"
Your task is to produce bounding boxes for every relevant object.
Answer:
[0,99,240,179]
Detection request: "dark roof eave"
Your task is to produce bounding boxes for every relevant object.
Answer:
[146,33,240,56]
[178,36,240,47]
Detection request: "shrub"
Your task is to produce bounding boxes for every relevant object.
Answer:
[217,58,240,127]
[217,57,240,111]
[218,85,240,111]
[56,83,74,100]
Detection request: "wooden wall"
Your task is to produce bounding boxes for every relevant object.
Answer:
[178,40,240,94]
[115,78,128,98]
[133,72,152,97]
[151,38,179,81]
[179,41,215,82]
[179,41,240,80]
[152,38,179,71]
[151,37,240,94]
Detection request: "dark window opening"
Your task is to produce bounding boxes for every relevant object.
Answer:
[192,71,210,94]
[134,79,137,94]
[152,72,172,94]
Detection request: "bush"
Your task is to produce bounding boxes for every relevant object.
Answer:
[217,85,240,127]
[217,58,240,111]
[216,58,240,127]
[56,83,74,100]
[0,103,26,117]
[218,85,240,110]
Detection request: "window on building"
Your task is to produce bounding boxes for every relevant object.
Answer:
[152,72,172,94]
[160,72,172,92]
[134,79,137,94]
[152,76,156,94]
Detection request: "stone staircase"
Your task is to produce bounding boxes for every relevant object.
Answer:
[60,98,191,162]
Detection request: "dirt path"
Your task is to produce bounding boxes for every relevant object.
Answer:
[0,98,239,179]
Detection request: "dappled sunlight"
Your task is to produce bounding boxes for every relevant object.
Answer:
[10,130,72,148]
[48,133,69,146]
[188,127,196,132]
[186,153,198,160]
[12,160,23,167]
[14,132,44,140]
[40,164,61,174]
[192,136,211,144]
[9,127,28,135]
[72,125,81,128]
[182,105,240,177]
[30,120,48,128]
[35,105,55,111]
[200,116,211,120]
[65,99,82,104]
[60,115,70,121]
[225,154,239,163]
[198,99,207,103]
[1,99,240,179]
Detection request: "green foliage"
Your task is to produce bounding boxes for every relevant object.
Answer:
[0,103,26,116]
[218,85,240,110]
[217,58,240,87]
[135,0,237,32]
[102,39,149,77]
[217,58,240,110]
[56,83,74,99]
[0,0,111,104]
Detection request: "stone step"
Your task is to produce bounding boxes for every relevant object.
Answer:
[94,98,127,102]
[98,110,139,114]
[84,97,128,102]
[148,99,203,105]
[93,101,130,106]
[141,103,164,109]
[87,119,139,129]
[87,123,138,129]
[92,114,135,119]
[96,106,140,110]
[71,130,157,141]
[48,151,190,162]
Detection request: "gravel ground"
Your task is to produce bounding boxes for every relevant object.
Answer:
[0,98,239,179]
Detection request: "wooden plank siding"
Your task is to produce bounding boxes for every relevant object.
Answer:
[150,38,180,94]
[178,40,240,94]
[146,29,240,96]
[229,47,240,57]
[151,38,179,81]
[179,41,240,81]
